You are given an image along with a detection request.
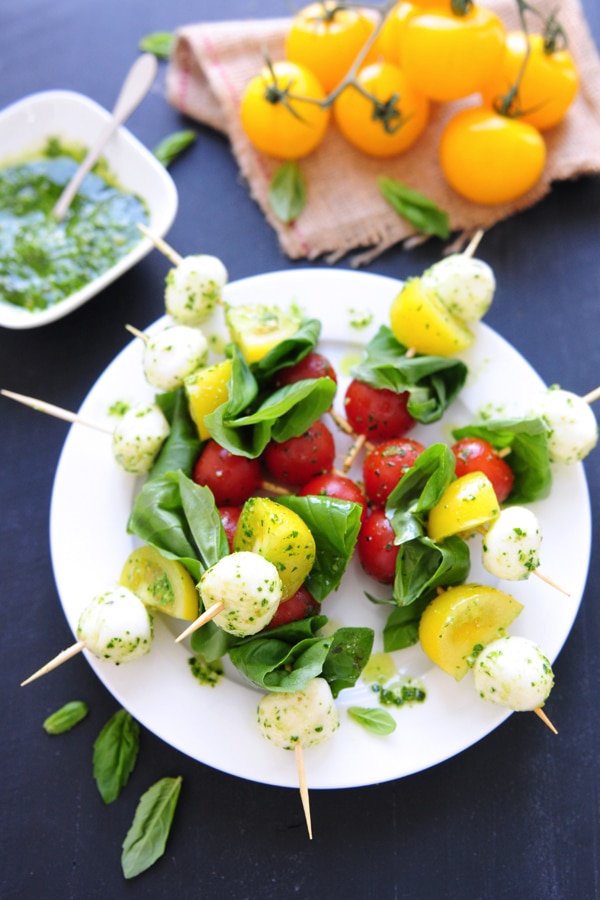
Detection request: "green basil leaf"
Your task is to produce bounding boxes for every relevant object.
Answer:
[386,443,456,542]
[379,176,450,239]
[347,707,397,735]
[121,776,182,879]
[381,596,431,651]
[268,161,307,224]
[190,620,239,662]
[153,130,196,168]
[177,473,229,568]
[250,318,321,382]
[392,535,470,606]
[43,700,88,734]
[139,32,174,59]
[321,627,374,697]
[153,388,201,480]
[93,709,140,804]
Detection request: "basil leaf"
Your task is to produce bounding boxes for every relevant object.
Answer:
[378,176,450,239]
[93,709,140,804]
[153,388,201,480]
[139,31,174,59]
[178,474,229,568]
[121,776,182,879]
[381,596,431,651]
[386,443,456,542]
[321,627,374,697]
[250,318,321,382]
[268,161,307,223]
[43,701,88,734]
[190,620,239,662]
[153,130,196,168]
[348,707,397,735]
[392,535,470,606]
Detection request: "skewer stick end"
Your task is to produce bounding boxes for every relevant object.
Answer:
[533,706,558,735]
[174,602,225,643]
[21,640,86,686]
[295,743,313,840]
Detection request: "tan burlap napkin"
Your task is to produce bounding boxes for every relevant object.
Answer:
[166,1,600,264]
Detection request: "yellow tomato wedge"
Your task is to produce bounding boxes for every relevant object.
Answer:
[233,497,316,601]
[427,471,499,542]
[226,304,302,364]
[390,277,474,356]
[419,583,524,680]
[185,358,232,441]
[119,545,199,621]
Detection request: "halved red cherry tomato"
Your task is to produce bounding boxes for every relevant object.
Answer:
[363,438,426,507]
[218,506,243,552]
[266,585,320,629]
[451,437,514,504]
[357,509,399,583]
[344,379,415,441]
[299,471,368,523]
[333,61,429,158]
[439,106,546,205]
[193,441,262,506]
[274,351,338,388]
[262,419,336,487]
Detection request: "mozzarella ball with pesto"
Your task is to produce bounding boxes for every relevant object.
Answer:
[473,635,554,711]
[536,388,598,464]
[199,551,282,637]
[142,324,208,391]
[257,677,340,750]
[482,506,542,581]
[165,254,228,326]
[421,254,495,322]
[76,587,153,663]
[112,403,170,475]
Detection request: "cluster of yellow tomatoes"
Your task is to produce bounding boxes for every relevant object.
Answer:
[239,0,579,205]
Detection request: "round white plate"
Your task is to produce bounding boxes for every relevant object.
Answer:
[49,269,591,789]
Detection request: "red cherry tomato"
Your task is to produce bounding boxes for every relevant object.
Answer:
[451,437,514,503]
[266,585,320,629]
[363,438,426,507]
[275,351,338,388]
[344,379,415,441]
[218,506,242,552]
[193,440,262,506]
[262,419,336,487]
[299,471,368,523]
[357,509,399,583]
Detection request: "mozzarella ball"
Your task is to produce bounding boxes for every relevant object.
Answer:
[142,324,208,391]
[199,551,282,637]
[76,586,153,663]
[421,254,495,322]
[473,635,554,711]
[536,388,598,464]
[257,677,340,750]
[112,403,170,475]
[165,254,228,326]
[482,506,542,581]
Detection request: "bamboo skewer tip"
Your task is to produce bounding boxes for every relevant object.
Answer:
[21,640,86,686]
[533,706,558,735]
[295,743,313,840]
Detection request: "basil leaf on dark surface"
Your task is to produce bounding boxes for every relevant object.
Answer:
[268,160,307,223]
[348,707,397,735]
[378,176,450,239]
[93,709,140,804]
[43,701,88,734]
[121,776,182,879]
[153,130,196,168]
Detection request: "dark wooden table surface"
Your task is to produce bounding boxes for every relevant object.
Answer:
[1,2,599,898]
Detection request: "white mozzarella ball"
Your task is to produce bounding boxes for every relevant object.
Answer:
[199,551,282,637]
[536,388,598,464]
[76,587,154,663]
[112,403,170,475]
[482,506,542,581]
[421,254,495,322]
[473,635,554,711]
[143,325,208,391]
[165,254,228,326]
[257,677,340,750]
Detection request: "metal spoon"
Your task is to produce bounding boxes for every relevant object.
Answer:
[52,53,158,221]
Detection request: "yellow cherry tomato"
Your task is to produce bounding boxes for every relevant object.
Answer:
[376,1,417,66]
[285,1,376,93]
[400,4,505,102]
[427,471,499,543]
[333,61,429,157]
[240,60,330,160]
[439,106,547,205]
[481,31,579,131]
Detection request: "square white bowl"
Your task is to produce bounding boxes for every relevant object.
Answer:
[0,89,178,329]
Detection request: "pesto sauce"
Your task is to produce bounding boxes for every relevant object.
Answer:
[0,139,149,312]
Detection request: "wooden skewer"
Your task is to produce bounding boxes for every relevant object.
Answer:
[21,640,86,686]
[533,706,558,734]
[174,601,224,643]
[125,323,148,343]
[138,222,183,266]
[1,389,112,434]
[343,433,367,472]
[582,386,600,404]
[295,743,313,839]
[462,228,485,259]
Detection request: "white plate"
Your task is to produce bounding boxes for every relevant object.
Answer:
[0,90,178,329]
[49,269,591,789]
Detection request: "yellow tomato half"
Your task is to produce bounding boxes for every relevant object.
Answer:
[389,277,474,356]
[333,62,429,157]
[481,31,579,131]
[439,107,547,205]
[427,471,499,543]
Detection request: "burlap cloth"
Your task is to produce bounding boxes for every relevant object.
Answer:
[166,0,600,264]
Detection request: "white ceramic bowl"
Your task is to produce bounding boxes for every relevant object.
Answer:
[0,89,178,329]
